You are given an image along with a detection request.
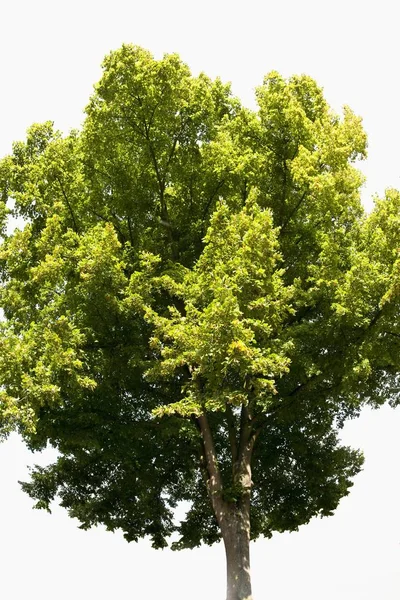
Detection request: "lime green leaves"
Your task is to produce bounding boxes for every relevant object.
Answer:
[82,45,238,266]
[332,189,400,324]
[146,197,293,417]
[0,46,399,552]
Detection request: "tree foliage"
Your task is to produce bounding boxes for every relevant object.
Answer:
[0,45,399,559]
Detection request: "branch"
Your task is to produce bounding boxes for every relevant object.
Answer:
[201,179,225,223]
[143,133,174,250]
[382,330,400,339]
[225,404,238,465]
[127,216,134,245]
[196,413,223,501]
[250,373,320,433]
[238,404,251,464]
[88,208,126,243]
[368,308,383,330]
[242,178,248,204]
[164,135,179,173]
[56,176,79,233]
[283,302,320,330]
[117,111,146,139]
[280,190,307,233]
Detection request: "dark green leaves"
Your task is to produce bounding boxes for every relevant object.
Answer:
[0,45,398,548]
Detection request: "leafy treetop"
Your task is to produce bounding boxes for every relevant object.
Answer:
[0,45,399,554]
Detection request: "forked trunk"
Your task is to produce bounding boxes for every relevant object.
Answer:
[221,505,252,600]
[196,412,254,599]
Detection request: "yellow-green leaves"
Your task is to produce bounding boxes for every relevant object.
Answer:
[0,47,399,553]
[147,198,293,417]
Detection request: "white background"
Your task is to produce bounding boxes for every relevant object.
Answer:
[0,1,399,598]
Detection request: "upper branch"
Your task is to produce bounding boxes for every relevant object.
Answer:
[225,404,238,465]
[237,404,258,470]
[280,190,307,233]
[56,176,79,233]
[196,413,224,500]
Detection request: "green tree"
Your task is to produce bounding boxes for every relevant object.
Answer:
[0,45,399,600]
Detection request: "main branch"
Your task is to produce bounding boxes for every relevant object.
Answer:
[197,413,224,507]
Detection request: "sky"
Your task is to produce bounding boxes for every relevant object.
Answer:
[0,1,399,598]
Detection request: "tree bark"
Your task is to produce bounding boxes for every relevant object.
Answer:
[221,504,253,600]
[197,411,254,600]
[221,405,255,600]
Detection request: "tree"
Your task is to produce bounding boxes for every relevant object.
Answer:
[0,45,399,600]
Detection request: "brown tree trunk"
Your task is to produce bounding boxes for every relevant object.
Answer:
[196,411,255,600]
[221,505,253,600]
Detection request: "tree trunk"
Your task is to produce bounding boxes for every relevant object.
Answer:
[196,411,254,599]
[222,505,253,600]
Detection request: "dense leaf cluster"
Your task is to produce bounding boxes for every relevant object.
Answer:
[0,45,399,549]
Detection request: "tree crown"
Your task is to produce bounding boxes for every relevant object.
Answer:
[0,45,399,549]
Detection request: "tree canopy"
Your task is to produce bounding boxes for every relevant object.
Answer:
[0,44,399,600]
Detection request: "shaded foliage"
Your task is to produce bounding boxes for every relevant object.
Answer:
[0,45,399,553]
